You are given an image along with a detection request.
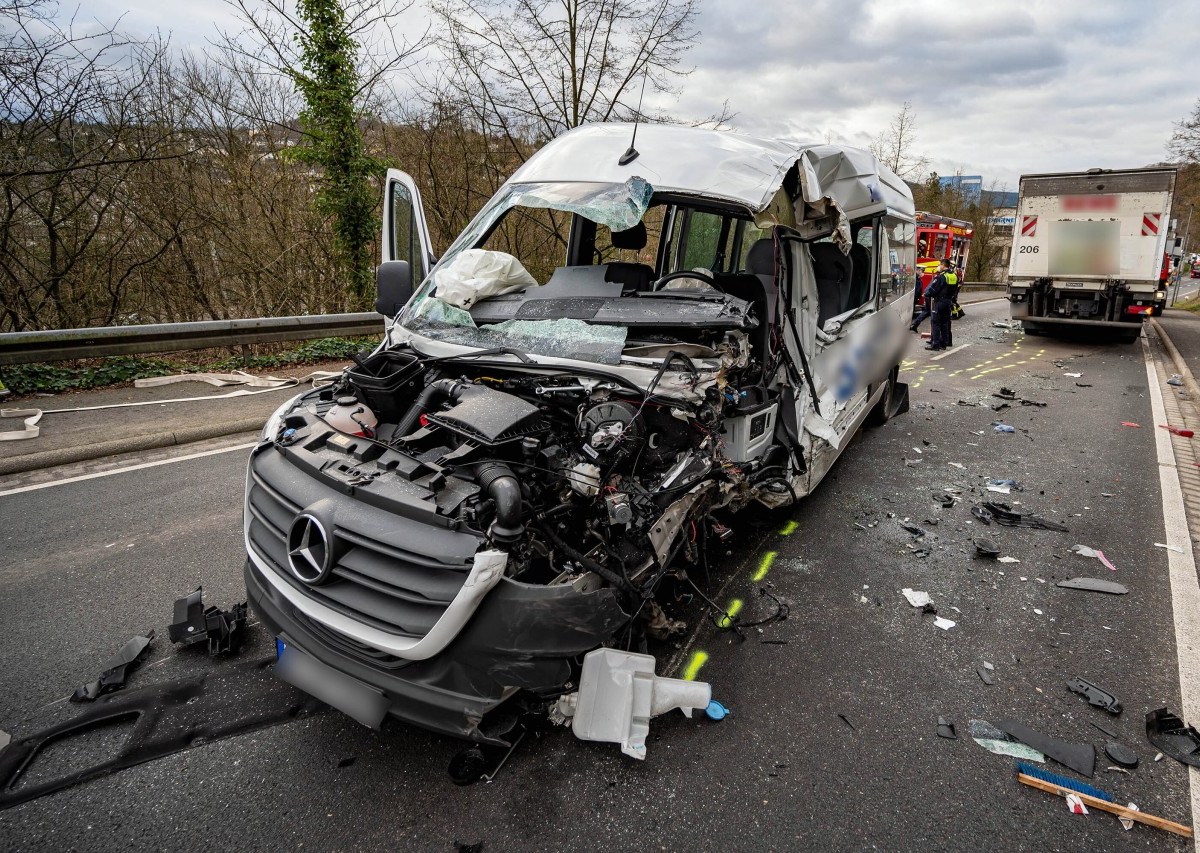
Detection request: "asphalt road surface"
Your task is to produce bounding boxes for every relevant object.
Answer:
[1,298,1198,851]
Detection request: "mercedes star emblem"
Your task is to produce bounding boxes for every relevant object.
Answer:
[286,513,333,585]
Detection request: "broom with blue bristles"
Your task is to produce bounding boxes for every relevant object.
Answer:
[1016,761,1193,838]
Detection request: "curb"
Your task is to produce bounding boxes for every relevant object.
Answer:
[1149,318,1200,413]
[0,416,265,476]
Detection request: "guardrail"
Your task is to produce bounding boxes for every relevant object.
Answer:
[0,313,384,367]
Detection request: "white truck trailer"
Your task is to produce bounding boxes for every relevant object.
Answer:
[1007,166,1176,341]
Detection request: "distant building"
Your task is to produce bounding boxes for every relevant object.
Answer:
[939,175,982,200]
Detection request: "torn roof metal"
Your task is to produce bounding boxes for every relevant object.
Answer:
[507,123,914,223]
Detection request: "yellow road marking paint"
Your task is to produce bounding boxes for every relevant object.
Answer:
[718,598,744,628]
[753,551,777,581]
[683,650,709,681]
[779,520,798,536]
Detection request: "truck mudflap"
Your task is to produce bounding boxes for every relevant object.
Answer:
[245,557,630,746]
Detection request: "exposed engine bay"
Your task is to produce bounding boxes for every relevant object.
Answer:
[266,328,793,641]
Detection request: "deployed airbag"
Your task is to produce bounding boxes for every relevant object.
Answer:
[433,249,538,309]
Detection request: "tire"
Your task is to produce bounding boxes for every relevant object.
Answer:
[866,366,897,427]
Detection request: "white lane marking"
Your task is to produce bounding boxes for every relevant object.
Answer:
[931,343,972,361]
[1143,337,1200,841]
[0,442,256,498]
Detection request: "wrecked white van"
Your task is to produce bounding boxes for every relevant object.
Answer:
[243,123,917,745]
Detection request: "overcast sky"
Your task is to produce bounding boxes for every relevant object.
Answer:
[75,0,1199,190]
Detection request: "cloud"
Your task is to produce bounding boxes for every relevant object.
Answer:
[60,0,1200,188]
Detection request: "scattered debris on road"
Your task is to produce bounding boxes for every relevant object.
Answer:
[1069,544,1117,571]
[556,648,712,760]
[937,717,958,739]
[901,588,933,608]
[968,719,1045,762]
[1159,424,1195,438]
[1168,374,1184,387]
[1145,708,1200,767]
[974,538,1001,558]
[1104,742,1138,768]
[71,631,154,702]
[1056,577,1128,595]
[1153,542,1184,553]
[1015,761,1192,838]
[977,502,1069,531]
[1066,677,1122,714]
[995,720,1094,777]
[993,423,1016,433]
[168,587,249,654]
[1120,422,1141,428]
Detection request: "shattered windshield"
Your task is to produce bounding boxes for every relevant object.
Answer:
[398,179,652,364]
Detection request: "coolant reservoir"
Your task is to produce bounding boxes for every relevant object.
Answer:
[324,395,377,437]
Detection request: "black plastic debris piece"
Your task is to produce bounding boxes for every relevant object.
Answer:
[168,587,249,654]
[1066,677,1122,715]
[899,521,928,537]
[1090,720,1120,739]
[1146,708,1200,767]
[972,506,993,525]
[933,492,956,508]
[0,656,326,810]
[1076,382,1093,388]
[71,632,154,703]
[837,713,855,731]
[974,538,1001,558]
[337,756,357,769]
[1105,742,1138,768]
[1056,577,1129,595]
[995,388,1017,400]
[979,501,1069,532]
[937,717,958,739]
[977,667,995,686]
[995,719,1095,777]
[1019,399,1047,407]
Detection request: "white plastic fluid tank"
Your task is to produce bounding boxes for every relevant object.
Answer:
[323,395,378,437]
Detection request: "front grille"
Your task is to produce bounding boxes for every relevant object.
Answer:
[247,452,479,645]
[292,607,409,669]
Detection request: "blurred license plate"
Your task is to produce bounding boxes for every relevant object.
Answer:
[275,639,388,728]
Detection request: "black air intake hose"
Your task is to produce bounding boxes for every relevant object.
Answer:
[475,462,525,545]
[395,377,487,437]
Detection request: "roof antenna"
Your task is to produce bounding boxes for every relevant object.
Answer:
[618,74,648,166]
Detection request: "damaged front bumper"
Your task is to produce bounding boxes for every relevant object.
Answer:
[246,558,628,744]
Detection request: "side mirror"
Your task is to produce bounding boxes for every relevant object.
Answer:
[375,260,413,317]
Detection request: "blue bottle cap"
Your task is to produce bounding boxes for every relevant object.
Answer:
[705,700,729,721]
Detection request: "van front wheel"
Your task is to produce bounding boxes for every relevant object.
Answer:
[866,366,898,427]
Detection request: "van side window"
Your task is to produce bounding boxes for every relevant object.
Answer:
[881,217,916,303]
[845,222,875,310]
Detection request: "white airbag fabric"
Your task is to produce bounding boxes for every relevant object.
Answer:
[432,249,538,309]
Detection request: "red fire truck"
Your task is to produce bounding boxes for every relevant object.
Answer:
[915,212,973,291]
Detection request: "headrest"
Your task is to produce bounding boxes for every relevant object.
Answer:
[746,238,776,276]
[611,221,647,251]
